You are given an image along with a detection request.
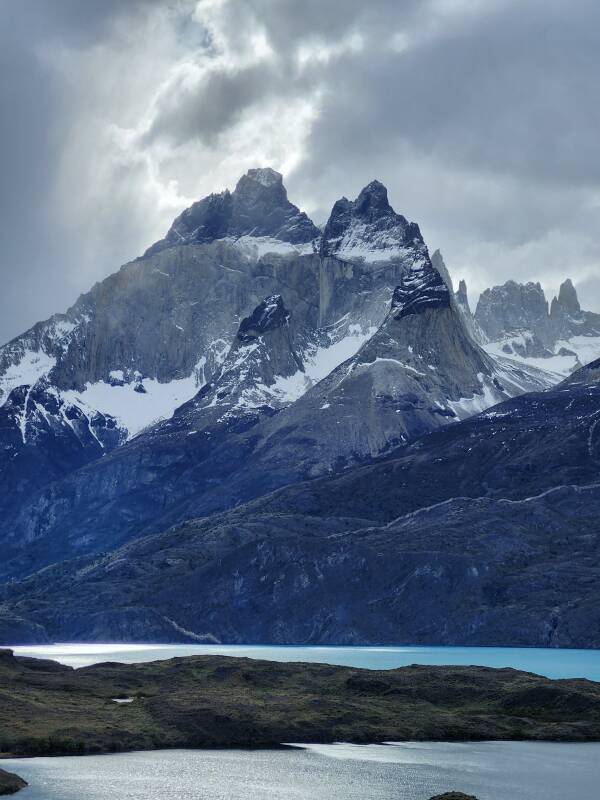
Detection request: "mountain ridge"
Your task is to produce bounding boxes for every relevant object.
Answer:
[2,354,600,646]
[1,168,600,646]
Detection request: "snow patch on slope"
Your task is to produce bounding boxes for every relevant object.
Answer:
[62,362,209,439]
[557,335,600,370]
[304,323,378,385]
[232,236,316,260]
[0,351,56,407]
[484,334,600,381]
[448,374,502,419]
[231,322,378,411]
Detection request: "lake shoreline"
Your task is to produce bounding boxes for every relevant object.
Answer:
[3,648,600,762]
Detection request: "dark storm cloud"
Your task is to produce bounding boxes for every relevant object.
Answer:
[302,0,600,187]
[0,4,70,345]
[1,0,600,345]
[0,0,172,344]
[144,60,304,146]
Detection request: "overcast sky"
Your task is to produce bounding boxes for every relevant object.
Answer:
[1,0,600,343]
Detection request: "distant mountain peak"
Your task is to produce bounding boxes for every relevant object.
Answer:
[453,278,487,345]
[145,167,319,256]
[244,167,283,188]
[233,168,287,206]
[475,280,549,344]
[320,180,425,263]
[353,179,391,216]
[555,278,581,314]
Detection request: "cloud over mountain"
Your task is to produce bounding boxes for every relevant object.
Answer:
[2,0,600,343]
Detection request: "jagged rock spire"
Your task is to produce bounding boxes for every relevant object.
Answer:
[552,278,581,314]
[456,279,470,312]
[431,250,454,293]
[320,179,425,262]
[186,294,304,415]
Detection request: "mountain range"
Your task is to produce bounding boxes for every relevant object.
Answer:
[1,167,599,646]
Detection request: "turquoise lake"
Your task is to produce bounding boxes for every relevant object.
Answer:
[11,642,600,679]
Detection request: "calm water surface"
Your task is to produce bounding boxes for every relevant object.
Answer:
[3,742,599,800]
[11,642,600,679]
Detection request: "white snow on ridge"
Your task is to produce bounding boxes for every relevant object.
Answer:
[327,223,414,264]
[484,334,600,381]
[232,236,316,260]
[0,350,56,407]
[361,357,427,377]
[557,335,600,370]
[448,374,502,420]
[251,168,281,187]
[304,324,378,385]
[232,322,378,410]
[484,341,572,379]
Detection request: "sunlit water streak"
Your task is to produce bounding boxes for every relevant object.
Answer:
[10,642,600,679]
[3,742,599,800]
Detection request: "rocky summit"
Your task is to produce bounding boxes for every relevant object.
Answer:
[145,168,320,256]
[0,168,599,646]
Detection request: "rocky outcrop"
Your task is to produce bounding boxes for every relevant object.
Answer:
[549,278,600,341]
[429,794,479,800]
[0,769,27,796]
[230,255,516,488]
[0,381,121,551]
[555,277,580,314]
[453,279,486,345]
[430,249,454,292]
